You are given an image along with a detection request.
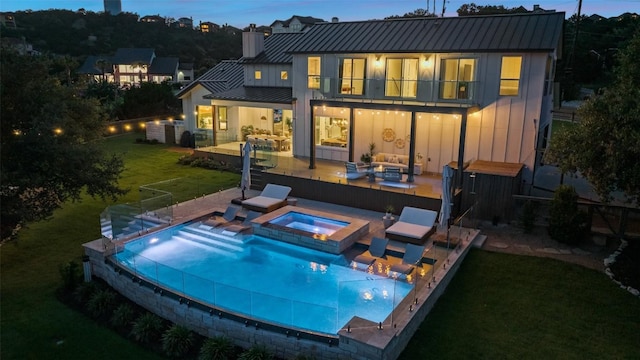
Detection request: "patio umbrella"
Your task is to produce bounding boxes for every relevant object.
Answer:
[241,141,252,200]
[438,164,454,231]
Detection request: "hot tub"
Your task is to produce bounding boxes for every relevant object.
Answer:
[253,206,369,254]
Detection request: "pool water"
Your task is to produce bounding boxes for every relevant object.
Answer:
[116,221,413,335]
[267,211,348,236]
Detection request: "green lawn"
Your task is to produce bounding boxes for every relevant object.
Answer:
[2,134,638,359]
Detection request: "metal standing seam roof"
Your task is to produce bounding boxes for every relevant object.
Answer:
[205,86,292,104]
[240,32,306,64]
[112,48,155,64]
[148,57,178,75]
[176,60,244,98]
[288,12,564,54]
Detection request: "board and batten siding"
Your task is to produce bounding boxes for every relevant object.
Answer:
[243,63,292,87]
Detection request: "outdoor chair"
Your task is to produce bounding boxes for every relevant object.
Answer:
[352,237,389,268]
[241,183,292,213]
[389,243,425,276]
[382,167,402,182]
[385,206,437,244]
[203,205,241,227]
[344,161,368,180]
[221,210,261,234]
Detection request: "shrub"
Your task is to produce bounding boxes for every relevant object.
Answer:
[162,324,195,358]
[72,281,99,304]
[199,336,234,360]
[58,260,82,292]
[110,303,136,329]
[238,344,273,360]
[131,312,165,344]
[87,288,117,318]
[520,200,538,234]
[548,185,589,244]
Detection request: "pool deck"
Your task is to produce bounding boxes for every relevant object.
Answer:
[89,187,483,360]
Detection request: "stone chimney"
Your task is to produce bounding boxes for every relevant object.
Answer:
[242,23,264,58]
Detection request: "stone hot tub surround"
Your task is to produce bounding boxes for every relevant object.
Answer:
[252,206,369,254]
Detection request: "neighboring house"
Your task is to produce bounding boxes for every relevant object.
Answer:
[140,15,165,24]
[176,17,193,29]
[180,12,563,189]
[77,55,114,82]
[0,12,17,28]
[270,15,324,33]
[1,37,40,56]
[78,48,192,85]
[199,21,220,33]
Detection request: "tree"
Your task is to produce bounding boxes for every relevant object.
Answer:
[385,8,437,19]
[545,31,640,204]
[457,3,530,16]
[0,51,127,240]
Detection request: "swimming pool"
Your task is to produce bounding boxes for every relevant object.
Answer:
[267,211,348,236]
[115,221,413,335]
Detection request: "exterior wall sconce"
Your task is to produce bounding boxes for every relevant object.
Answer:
[375,54,382,67]
[422,54,433,68]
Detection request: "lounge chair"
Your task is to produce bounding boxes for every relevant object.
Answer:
[352,237,389,268]
[203,205,240,227]
[389,243,425,276]
[385,207,437,244]
[344,162,368,180]
[221,211,261,234]
[241,183,292,213]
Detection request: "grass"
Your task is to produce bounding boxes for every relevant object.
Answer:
[0,133,238,360]
[399,250,640,359]
[2,133,639,359]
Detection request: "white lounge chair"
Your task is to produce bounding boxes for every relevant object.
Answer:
[389,243,425,276]
[241,183,292,213]
[352,237,389,268]
[385,207,437,244]
[203,205,240,227]
[222,211,261,234]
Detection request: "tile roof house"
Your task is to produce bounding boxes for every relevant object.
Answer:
[180,12,564,194]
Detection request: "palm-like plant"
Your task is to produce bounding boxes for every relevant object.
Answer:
[162,324,195,358]
[198,336,235,360]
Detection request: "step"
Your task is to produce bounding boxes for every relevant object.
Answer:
[176,229,244,253]
[172,236,238,258]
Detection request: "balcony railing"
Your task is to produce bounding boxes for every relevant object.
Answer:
[315,77,479,104]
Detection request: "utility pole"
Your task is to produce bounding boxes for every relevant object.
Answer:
[441,0,446,17]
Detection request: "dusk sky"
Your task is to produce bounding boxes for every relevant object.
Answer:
[0,0,635,28]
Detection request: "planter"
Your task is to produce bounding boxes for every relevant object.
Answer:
[383,215,395,229]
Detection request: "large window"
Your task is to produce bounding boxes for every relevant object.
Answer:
[500,56,522,96]
[308,57,321,89]
[439,58,475,100]
[339,58,365,95]
[196,105,213,129]
[385,58,418,98]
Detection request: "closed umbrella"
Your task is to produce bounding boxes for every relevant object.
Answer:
[438,164,453,231]
[241,141,252,200]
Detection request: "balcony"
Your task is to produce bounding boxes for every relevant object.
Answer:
[315,77,479,106]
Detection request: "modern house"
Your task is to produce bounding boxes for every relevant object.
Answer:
[179,12,564,219]
[78,48,194,86]
[178,27,300,148]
